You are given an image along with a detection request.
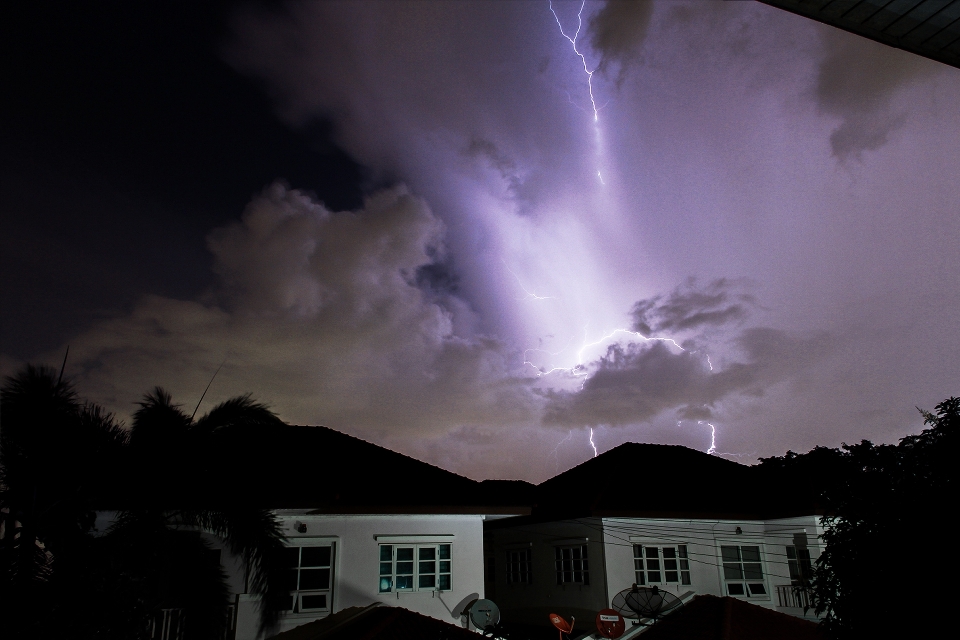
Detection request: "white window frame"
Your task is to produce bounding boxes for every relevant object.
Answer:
[632,543,691,586]
[280,538,336,615]
[378,543,452,593]
[718,543,769,599]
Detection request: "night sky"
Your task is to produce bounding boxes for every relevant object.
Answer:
[3,1,958,482]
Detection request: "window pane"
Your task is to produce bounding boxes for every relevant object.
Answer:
[555,548,562,560]
[419,547,436,561]
[439,561,451,572]
[727,583,745,595]
[723,563,743,580]
[741,547,761,562]
[634,545,643,558]
[748,583,766,595]
[663,548,676,559]
[645,547,659,559]
[299,568,330,590]
[396,575,413,590]
[301,547,331,568]
[419,561,436,574]
[419,574,436,588]
[380,562,392,575]
[583,571,589,586]
[439,574,451,590]
[664,559,678,571]
[721,546,740,563]
[679,559,689,571]
[681,571,691,586]
[634,559,643,571]
[786,546,797,560]
[573,571,582,583]
[439,545,451,560]
[648,571,661,583]
[581,546,588,559]
[636,570,645,585]
[678,546,688,559]
[647,559,661,571]
[743,563,763,580]
[396,561,414,575]
[396,548,414,561]
[301,594,326,610]
[665,571,679,582]
[380,546,393,562]
[379,577,392,593]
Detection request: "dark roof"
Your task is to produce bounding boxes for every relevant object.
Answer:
[637,595,823,640]
[488,443,821,524]
[758,0,960,71]
[267,603,480,640]
[208,424,532,513]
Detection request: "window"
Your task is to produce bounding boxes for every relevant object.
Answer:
[633,545,691,585]
[379,544,451,593]
[721,545,766,597]
[278,544,333,613]
[506,549,532,584]
[555,545,589,585]
[786,546,812,585]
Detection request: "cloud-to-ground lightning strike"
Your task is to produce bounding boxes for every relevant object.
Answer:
[589,427,598,457]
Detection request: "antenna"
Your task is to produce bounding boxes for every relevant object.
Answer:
[468,599,501,635]
[549,613,575,640]
[595,608,626,639]
[191,358,226,421]
[57,345,69,385]
[611,584,684,626]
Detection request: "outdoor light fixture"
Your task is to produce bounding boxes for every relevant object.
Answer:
[736,526,742,535]
[295,521,307,533]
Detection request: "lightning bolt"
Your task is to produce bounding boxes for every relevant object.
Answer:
[503,259,556,301]
[589,427,598,457]
[550,430,575,471]
[549,0,606,184]
[549,0,599,122]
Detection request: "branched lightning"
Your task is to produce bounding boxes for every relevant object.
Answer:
[550,430,575,471]
[549,0,599,122]
[503,259,556,301]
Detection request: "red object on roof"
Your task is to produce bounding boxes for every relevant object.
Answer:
[549,613,574,635]
[596,608,625,639]
[636,595,824,640]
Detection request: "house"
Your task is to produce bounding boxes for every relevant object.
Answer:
[132,424,531,640]
[483,444,822,628]
[264,602,484,640]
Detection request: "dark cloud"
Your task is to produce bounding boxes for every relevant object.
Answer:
[588,0,655,82]
[814,26,940,162]
[542,326,833,428]
[630,278,755,337]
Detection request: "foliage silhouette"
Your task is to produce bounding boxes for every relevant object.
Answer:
[1,365,290,639]
[759,397,958,639]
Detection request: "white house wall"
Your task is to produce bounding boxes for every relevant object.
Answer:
[601,516,822,619]
[234,513,486,640]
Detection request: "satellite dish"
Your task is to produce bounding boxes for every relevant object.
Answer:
[469,599,501,631]
[596,608,626,639]
[612,585,684,624]
[549,613,575,639]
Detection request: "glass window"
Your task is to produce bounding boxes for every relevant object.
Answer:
[634,545,690,585]
[280,543,334,613]
[786,546,813,585]
[555,545,589,585]
[506,549,532,584]
[721,545,766,597]
[378,544,451,592]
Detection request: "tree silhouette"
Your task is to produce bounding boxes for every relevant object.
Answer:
[1,366,291,639]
